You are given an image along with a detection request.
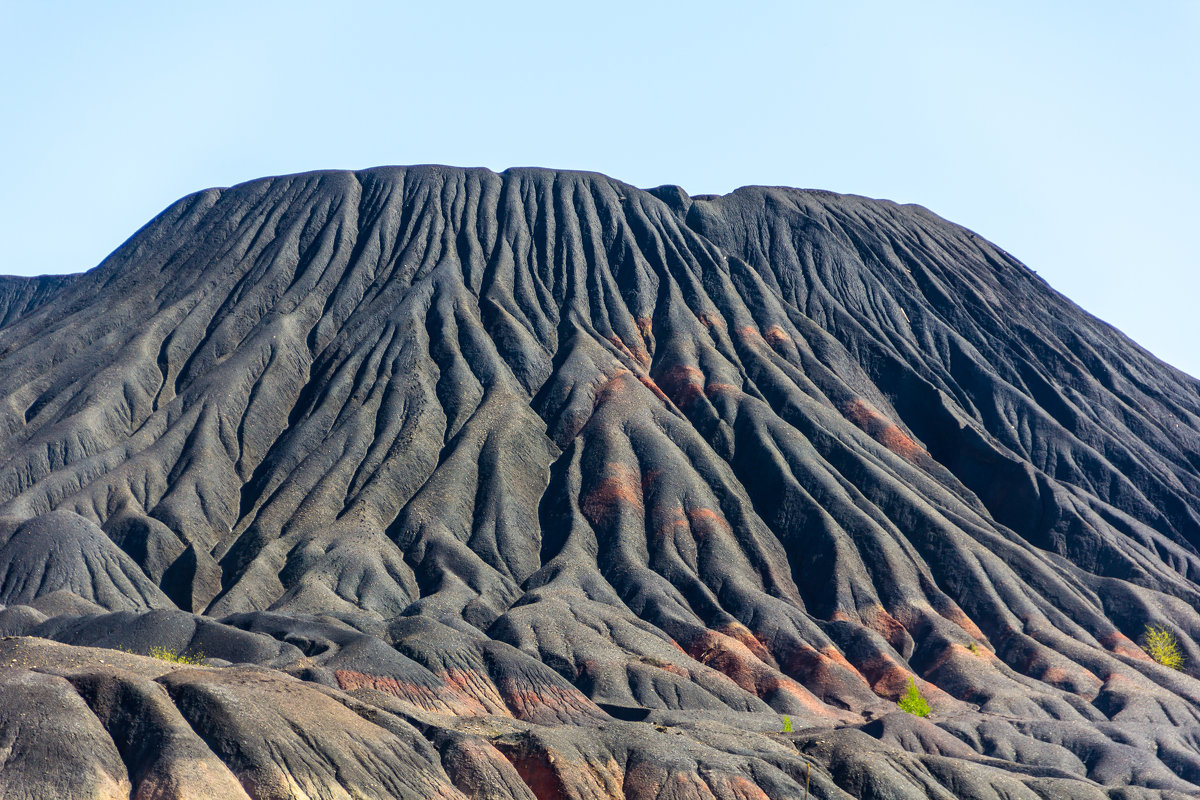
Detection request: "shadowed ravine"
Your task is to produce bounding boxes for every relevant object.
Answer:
[1,165,1199,799]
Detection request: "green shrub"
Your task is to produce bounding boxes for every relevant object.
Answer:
[147,645,207,665]
[781,715,793,733]
[1143,624,1185,670]
[897,676,930,717]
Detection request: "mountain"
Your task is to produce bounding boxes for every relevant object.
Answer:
[1,165,1199,799]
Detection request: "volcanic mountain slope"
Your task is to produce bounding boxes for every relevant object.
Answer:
[1,166,1199,799]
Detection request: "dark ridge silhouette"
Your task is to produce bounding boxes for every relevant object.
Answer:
[1,165,1199,799]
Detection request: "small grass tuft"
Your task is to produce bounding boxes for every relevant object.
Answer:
[781,714,793,733]
[1143,624,1185,671]
[897,676,931,717]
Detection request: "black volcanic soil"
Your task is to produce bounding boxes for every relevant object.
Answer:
[1,166,1199,799]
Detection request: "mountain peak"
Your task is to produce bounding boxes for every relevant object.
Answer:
[1,165,1198,799]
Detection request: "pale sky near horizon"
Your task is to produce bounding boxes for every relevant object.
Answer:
[2,1,1197,377]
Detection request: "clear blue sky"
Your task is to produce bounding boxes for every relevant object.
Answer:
[2,1,1197,377]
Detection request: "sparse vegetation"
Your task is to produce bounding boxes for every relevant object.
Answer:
[151,646,206,664]
[897,676,931,717]
[781,715,793,733]
[121,645,207,665]
[1143,624,1185,671]
[968,641,981,655]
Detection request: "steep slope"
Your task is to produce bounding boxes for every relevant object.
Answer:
[0,166,1198,799]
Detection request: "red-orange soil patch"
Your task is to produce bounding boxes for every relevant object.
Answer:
[854,651,914,698]
[443,666,509,713]
[606,334,651,368]
[639,468,665,495]
[500,745,623,800]
[441,737,531,798]
[1101,630,1155,661]
[861,605,911,652]
[501,748,570,800]
[778,644,873,703]
[657,364,706,408]
[763,326,790,346]
[717,620,777,667]
[625,651,692,678]
[686,630,838,719]
[581,462,644,524]
[940,606,987,640]
[1001,639,1101,693]
[1035,665,1102,695]
[923,643,963,674]
[652,503,691,540]
[736,325,763,342]
[816,644,859,674]
[685,507,733,537]
[636,375,672,405]
[334,670,495,716]
[840,398,926,461]
[595,369,634,404]
[704,773,773,800]
[496,682,607,725]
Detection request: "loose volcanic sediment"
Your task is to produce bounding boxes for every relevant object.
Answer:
[1,166,1199,799]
